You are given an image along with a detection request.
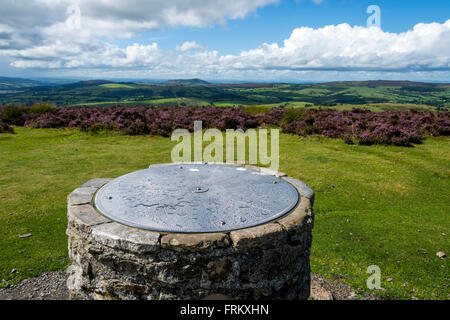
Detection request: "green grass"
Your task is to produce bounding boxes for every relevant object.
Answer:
[75,97,210,107]
[0,128,449,299]
[213,101,248,107]
[295,88,332,96]
[245,102,437,112]
[281,135,449,299]
[98,83,136,89]
[0,128,174,284]
[142,97,210,106]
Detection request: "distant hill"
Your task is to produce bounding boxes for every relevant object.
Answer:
[32,78,82,85]
[0,77,44,90]
[57,80,115,90]
[0,78,448,109]
[72,80,114,86]
[165,79,210,86]
[324,80,450,88]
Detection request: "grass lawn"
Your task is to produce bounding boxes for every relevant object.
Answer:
[0,127,449,299]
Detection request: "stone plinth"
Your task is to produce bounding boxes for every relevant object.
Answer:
[66,164,314,300]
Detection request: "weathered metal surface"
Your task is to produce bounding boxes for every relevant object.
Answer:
[94,164,299,233]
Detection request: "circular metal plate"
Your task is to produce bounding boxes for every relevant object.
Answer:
[94,164,299,233]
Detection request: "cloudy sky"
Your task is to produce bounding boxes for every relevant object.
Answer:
[0,0,449,82]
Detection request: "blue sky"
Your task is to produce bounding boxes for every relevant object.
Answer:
[130,0,450,54]
[0,0,449,82]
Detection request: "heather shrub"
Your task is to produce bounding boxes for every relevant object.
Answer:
[25,106,259,137]
[342,133,355,145]
[10,104,450,147]
[280,108,449,146]
[256,107,286,126]
[0,120,14,133]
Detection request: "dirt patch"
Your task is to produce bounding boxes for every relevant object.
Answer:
[311,274,379,300]
[0,271,69,300]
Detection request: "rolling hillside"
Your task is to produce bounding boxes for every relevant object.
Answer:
[0,78,448,110]
[0,77,44,90]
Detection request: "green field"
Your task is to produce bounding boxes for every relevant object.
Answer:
[75,97,210,107]
[240,102,438,115]
[1,80,448,110]
[98,83,136,89]
[0,127,448,299]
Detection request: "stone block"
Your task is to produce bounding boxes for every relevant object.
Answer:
[67,204,110,234]
[230,223,286,250]
[282,176,315,204]
[161,233,230,252]
[81,178,113,189]
[277,198,314,235]
[92,222,160,253]
[68,186,98,206]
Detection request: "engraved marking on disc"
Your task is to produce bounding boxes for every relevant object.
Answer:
[95,164,299,233]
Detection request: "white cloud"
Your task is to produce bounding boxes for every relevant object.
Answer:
[219,21,450,72]
[0,1,449,79]
[6,20,450,74]
[0,0,278,38]
[0,0,277,72]
[176,41,204,52]
[8,41,163,69]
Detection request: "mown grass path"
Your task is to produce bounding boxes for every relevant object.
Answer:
[0,128,448,299]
